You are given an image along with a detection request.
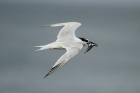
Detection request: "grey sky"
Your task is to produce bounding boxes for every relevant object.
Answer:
[0,1,140,93]
[1,0,140,7]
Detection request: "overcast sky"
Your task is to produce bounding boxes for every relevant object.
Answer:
[1,0,140,6]
[0,1,140,93]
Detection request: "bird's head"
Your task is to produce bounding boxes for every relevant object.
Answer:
[79,37,98,54]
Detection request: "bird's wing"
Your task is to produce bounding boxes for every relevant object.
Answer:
[44,22,81,39]
[44,43,83,78]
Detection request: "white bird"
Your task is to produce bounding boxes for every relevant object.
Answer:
[35,22,98,78]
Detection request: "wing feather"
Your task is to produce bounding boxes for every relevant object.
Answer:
[44,43,83,78]
[44,22,81,39]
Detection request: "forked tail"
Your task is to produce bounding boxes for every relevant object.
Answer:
[33,45,49,51]
[33,42,60,51]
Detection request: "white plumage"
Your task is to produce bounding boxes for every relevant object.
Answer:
[34,22,98,78]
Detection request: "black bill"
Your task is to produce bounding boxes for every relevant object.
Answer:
[84,41,98,54]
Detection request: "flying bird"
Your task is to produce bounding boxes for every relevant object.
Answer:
[35,22,98,78]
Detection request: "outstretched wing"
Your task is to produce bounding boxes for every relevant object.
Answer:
[44,43,82,78]
[44,22,81,39]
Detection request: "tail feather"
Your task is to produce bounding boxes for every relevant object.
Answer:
[32,45,49,51]
[35,48,43,51]
[32,42,58,51]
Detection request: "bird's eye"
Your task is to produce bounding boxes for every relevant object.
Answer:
[86,39,89,42]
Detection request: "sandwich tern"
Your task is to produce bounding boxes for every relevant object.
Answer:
[35,22,98,78]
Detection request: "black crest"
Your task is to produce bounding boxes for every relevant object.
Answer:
[78,37,88,42]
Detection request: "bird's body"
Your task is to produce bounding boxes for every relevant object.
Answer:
[35,22,98,78]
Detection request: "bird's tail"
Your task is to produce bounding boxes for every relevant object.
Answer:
[32,45,49,51]
[32,42,59,51]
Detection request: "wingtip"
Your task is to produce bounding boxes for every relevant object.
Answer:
[44,75,47,78]
[44,74,49,78]
[43,25,51,27]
